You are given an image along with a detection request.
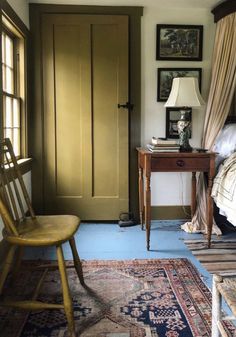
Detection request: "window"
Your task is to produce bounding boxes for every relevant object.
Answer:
[2,30,21,157]
[1,11,28,159]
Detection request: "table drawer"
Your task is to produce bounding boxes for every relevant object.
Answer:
[151,157,210,171]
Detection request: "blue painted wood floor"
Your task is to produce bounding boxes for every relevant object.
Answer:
[24,220,236,292]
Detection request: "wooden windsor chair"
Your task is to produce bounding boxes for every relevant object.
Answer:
[0,138,84,337]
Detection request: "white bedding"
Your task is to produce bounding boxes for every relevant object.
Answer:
[211,152,236,226]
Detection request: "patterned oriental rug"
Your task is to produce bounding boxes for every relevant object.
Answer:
[0,258,235,337]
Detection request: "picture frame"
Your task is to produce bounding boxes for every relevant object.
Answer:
[157,68,202,102]
[156,24,203,61]
[166,107,192,139]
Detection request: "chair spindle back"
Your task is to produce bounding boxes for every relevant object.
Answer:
[0,138,35,235]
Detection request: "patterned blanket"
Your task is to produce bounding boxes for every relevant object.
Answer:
[212,152,236,226]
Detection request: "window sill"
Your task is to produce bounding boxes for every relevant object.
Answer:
[18,158,33,175]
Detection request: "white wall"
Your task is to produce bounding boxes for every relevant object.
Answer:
[26,0,217,208]
[7,0,29,27]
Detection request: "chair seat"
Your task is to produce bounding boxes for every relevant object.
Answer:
[217,277,236,317]
[5,215,80,246]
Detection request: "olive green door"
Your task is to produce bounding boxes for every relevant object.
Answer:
[41,14,129,219]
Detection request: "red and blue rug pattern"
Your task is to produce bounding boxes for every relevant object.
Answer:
[0,258,235,336]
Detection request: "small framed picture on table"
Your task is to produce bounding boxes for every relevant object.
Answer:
[166,107,192,139]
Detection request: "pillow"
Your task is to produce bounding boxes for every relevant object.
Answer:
[213,124,236,167]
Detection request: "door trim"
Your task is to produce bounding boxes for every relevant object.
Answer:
[29,4,143,221]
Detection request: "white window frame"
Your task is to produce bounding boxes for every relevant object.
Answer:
[1,7,28,159]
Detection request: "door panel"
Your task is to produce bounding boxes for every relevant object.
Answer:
[55,25,83,197]
[92,24,118,197]
[42,14,129,219]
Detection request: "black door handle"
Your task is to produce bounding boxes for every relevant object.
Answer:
[118,102,134,110]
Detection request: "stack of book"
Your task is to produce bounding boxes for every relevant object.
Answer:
[147,138,180,152]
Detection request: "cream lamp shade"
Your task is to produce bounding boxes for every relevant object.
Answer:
[164,77,205,107]
[164,77,205,152]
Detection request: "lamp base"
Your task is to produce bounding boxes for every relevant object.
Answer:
[179,145,192,152]
[177,110,192,152]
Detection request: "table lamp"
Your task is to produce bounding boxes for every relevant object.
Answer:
[164,77,205,152]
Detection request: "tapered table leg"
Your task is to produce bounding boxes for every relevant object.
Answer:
[144,155,151,250]
[207,175,214,248]
[207,155,215,248]
[139,167,144,229]
[191,172,196,217]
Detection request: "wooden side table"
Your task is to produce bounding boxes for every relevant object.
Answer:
[137,148,216,250]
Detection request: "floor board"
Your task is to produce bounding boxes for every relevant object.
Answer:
[184,239,236,275]
[23,220,236,289]
[22,220,236,317]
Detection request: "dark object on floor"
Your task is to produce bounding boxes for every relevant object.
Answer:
[2,258,235,337]
[118,212,137,227]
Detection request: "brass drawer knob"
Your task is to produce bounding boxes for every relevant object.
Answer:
[176,159,185,167]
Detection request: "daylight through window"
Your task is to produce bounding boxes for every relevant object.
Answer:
[2,30,21,157]
[1,14,26,159]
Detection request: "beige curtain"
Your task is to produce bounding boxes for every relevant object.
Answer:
[182,12,236,234]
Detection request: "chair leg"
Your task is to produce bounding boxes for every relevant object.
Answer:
[69,237,84,285]
[11,246,24,281]
[212,274,222,337]
[56,245,76,337]
[0,245,17,295]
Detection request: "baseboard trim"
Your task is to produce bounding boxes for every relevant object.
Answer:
[151,206,191,220]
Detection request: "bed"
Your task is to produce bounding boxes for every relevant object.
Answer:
[212,123,236,227]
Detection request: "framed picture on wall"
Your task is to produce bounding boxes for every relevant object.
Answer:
[156,24,203,61]
[157,67,202,102]
[166,107,192,139]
